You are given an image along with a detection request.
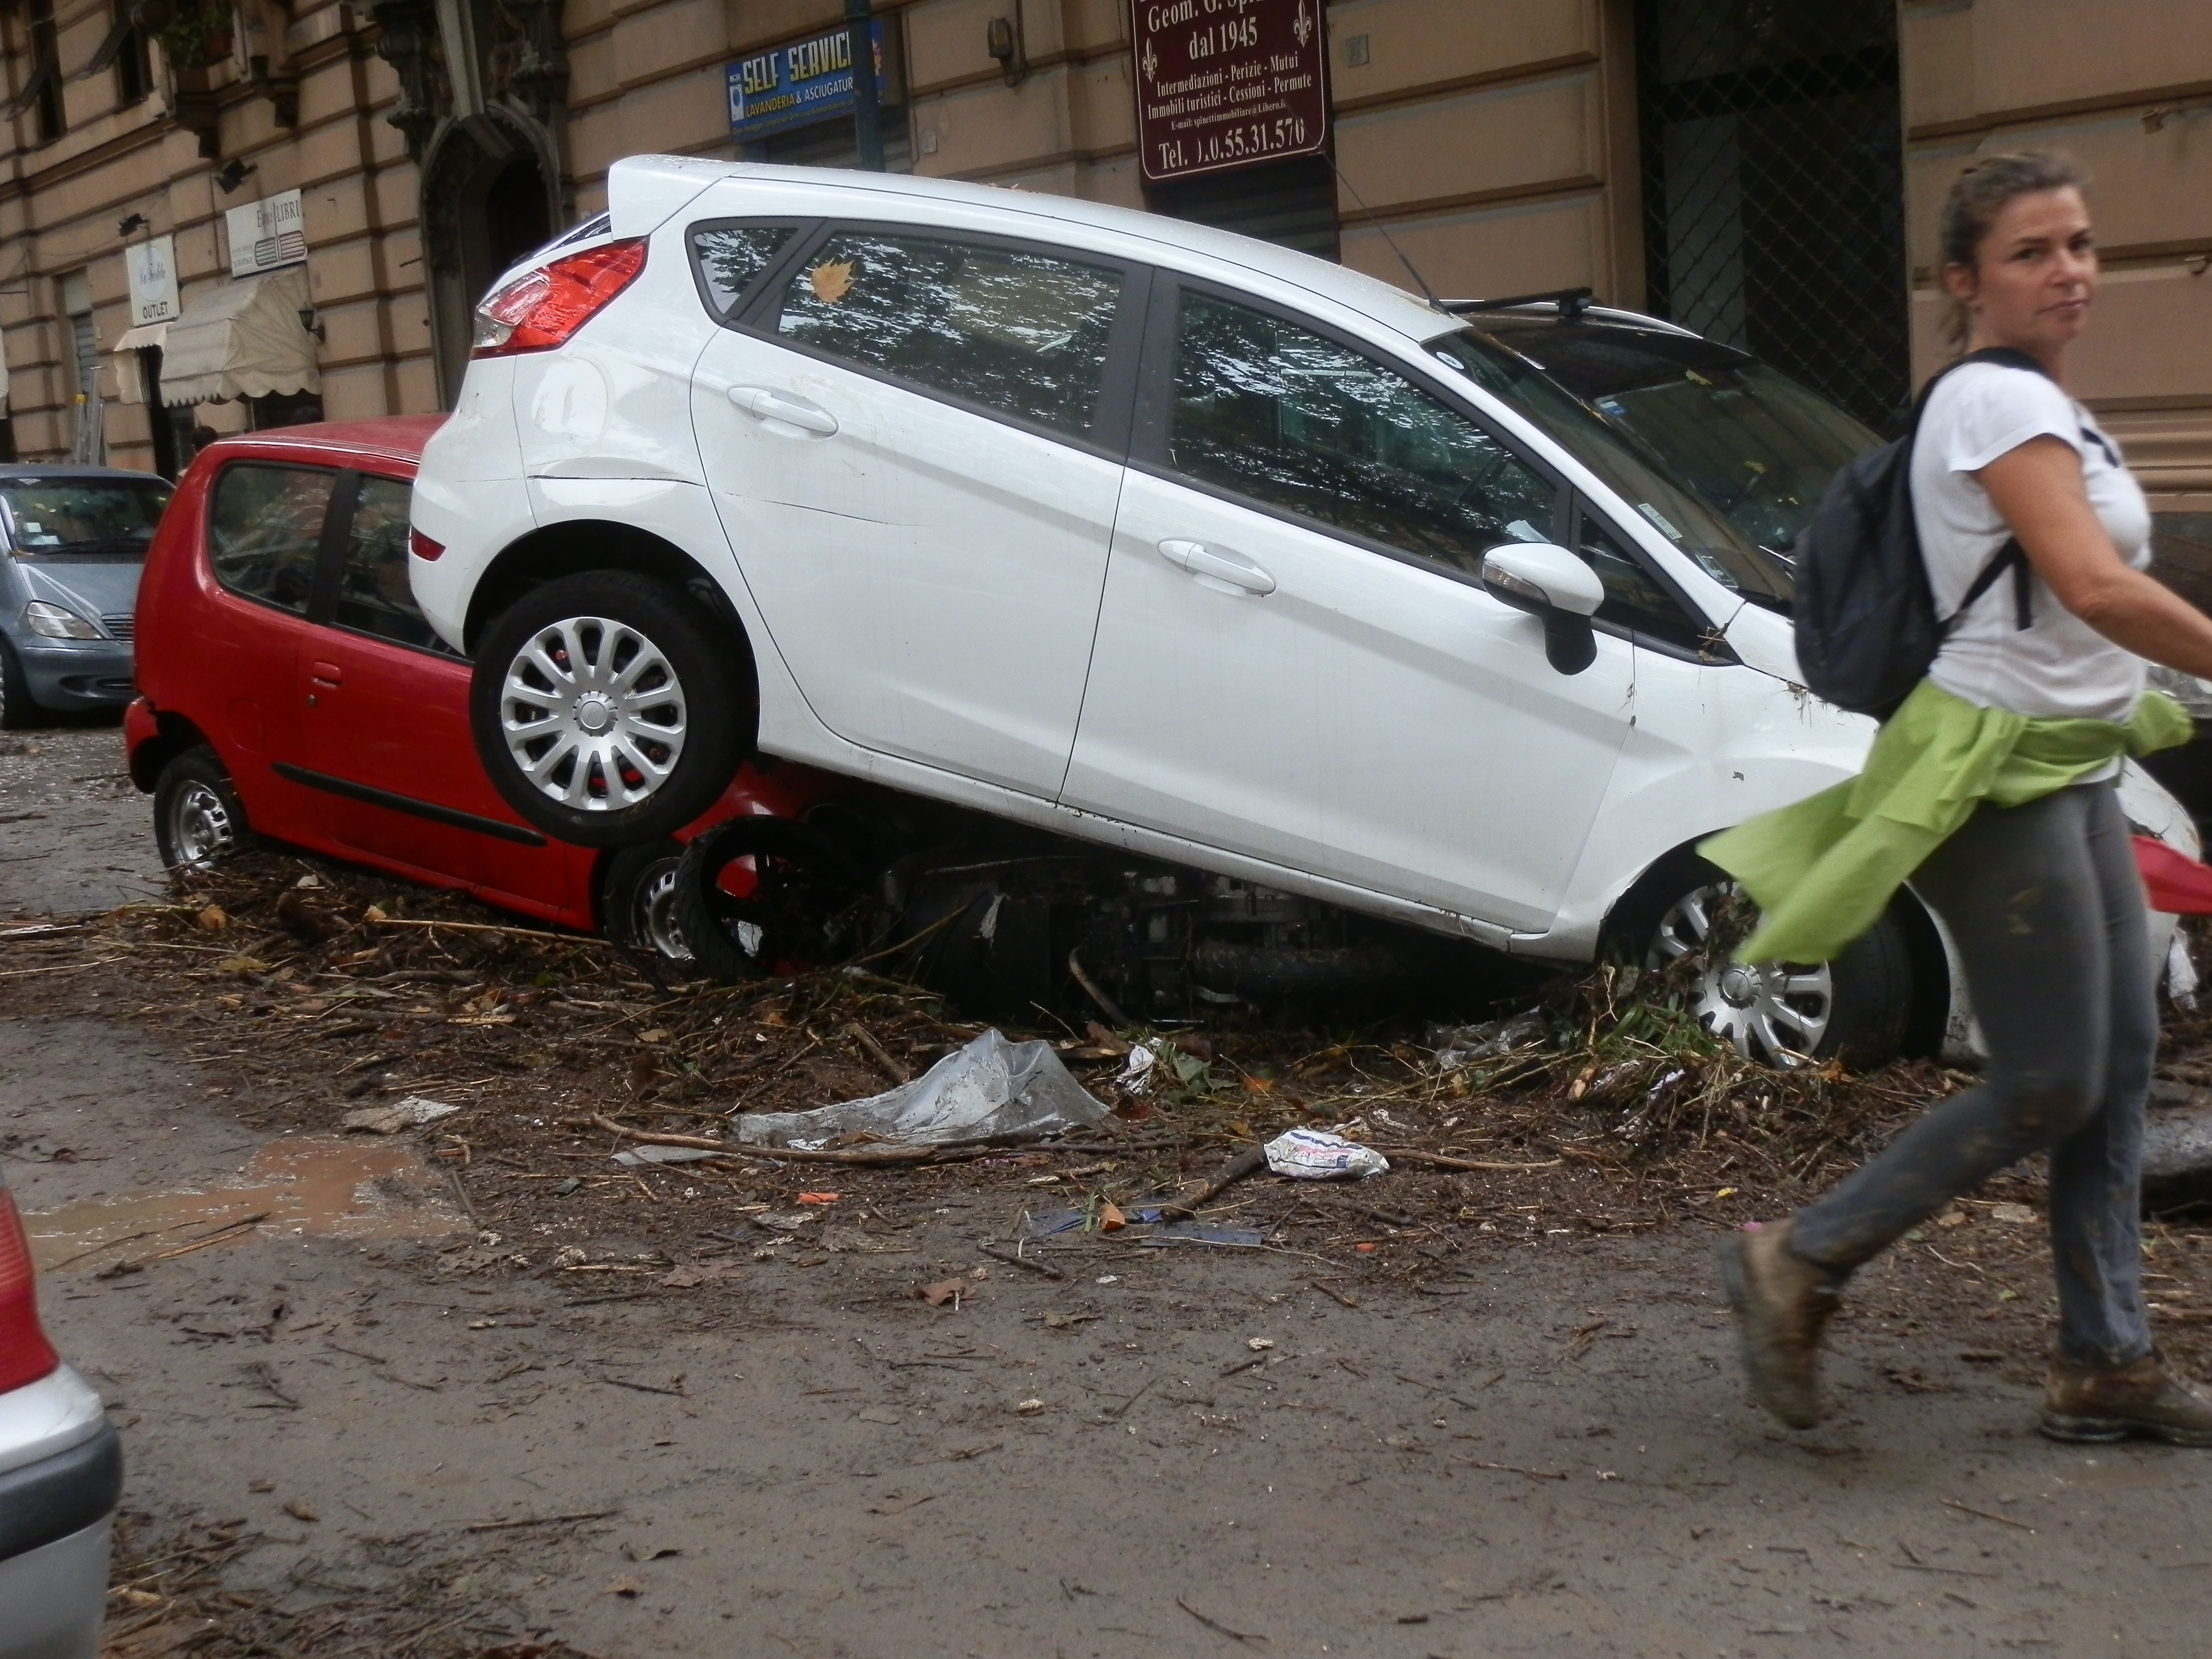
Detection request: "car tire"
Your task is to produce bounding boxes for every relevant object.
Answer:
[600,840,692,964]
[0,637,44,730]
[669,817,858,984]
[152,746,252,872]
[1635,857,1913,1069]
[469,571,751,850]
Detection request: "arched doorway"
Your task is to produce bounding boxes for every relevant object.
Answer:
[422,116,556,406]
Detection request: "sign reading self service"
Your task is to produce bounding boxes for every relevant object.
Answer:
[1131,0,1328,183]
[727,20,893,143]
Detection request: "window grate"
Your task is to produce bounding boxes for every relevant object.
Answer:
[1634,0,1910,432]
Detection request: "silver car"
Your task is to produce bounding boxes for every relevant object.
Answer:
[0,1162,119,1659]
[0,467,171,728]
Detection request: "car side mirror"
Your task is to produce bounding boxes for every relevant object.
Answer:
[1479,542,1603,675]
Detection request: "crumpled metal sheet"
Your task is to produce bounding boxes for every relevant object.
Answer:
[733,1029,1110,1151]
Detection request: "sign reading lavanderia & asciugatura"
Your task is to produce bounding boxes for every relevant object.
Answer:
[1131,0,1327,184]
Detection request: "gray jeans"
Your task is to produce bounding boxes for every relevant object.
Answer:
[1791,780,2156,1368]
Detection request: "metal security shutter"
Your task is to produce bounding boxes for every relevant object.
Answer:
[70,310,104,464]
[1634,0,1909,431]
[1145,154,1340,262]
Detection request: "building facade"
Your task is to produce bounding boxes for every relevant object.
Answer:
[1,0,2205,550]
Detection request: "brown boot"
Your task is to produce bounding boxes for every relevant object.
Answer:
[2040,1352,2212,1446]
[1716,1218,1844,1429]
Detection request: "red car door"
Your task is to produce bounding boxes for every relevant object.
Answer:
[193,460,343,847]
[290,471,576,913]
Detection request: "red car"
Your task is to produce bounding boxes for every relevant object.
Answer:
[124,417,835,958]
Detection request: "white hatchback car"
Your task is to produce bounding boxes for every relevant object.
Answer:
[409,155,2198,1064]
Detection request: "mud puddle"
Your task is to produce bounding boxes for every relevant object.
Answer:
[25,1135,465,1272]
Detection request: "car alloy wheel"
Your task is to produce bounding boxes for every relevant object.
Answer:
[635,858,692,961]
[1646,880,1833,1067]
[153,747,252,873]
[165,779,238,872]
[496,614,687,814]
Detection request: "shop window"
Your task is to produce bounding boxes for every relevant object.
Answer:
[1634,0,1908,431]
[248,389,325,430]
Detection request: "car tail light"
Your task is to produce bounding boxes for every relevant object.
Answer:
[471,239,647,359]
[409,528,445,562]
[0,1182,59,1394]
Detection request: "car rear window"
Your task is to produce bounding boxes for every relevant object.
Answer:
[690,223,800,317]
[773,231,1124,436]
[206,464,333,614]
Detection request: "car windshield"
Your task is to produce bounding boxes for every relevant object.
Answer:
[0,478,172,560]
[1428,324,1880,612]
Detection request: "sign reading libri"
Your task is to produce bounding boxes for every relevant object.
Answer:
[1131,0,1327,183]
[726,20,893,143]
[224,190,307,278]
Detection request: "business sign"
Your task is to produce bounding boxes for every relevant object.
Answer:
[726,20,893,143]
[1131,0,1328,183]
[125,235,178,326]
[224,189,306,278]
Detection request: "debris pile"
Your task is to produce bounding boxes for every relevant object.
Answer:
[11,847,2212,1281]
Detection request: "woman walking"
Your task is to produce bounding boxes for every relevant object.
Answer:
[1706,152,2212,1442]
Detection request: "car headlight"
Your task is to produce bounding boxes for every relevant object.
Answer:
[21,601,101,640]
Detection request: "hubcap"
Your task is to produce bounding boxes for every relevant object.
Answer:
[635,860,692,963]
[1647,881,1834,1067]
[167,780,236,871]
[498,615,687,813]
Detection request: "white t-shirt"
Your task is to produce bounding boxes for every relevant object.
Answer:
[1912,360,2151,723]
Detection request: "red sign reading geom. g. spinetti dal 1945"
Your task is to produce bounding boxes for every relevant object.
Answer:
[1130,0,1328,184]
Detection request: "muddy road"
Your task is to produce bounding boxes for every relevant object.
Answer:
[7,724,2212,1657]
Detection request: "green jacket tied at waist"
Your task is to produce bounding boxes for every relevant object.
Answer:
[1700,678,2191,967]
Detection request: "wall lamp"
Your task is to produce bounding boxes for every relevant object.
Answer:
[214,158,257,193]
[297,304,325,343]
[986,10,1026,87]
[118,213,149,237]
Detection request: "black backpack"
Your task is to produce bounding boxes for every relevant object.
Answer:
[1791,346,2047,718]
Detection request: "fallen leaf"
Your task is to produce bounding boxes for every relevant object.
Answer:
[659,1262,741,1289]
[1990,1202,2038,1225]
[1015,1398,1046,1414]
[868,1492,937,1515]
[1096,1201,1126,1232]
[196,904,228,932]
[795,1192,840,1205]
[605,1575,642,1598]
[1246,1337,1275,1352]
[638,1028,670,1044]
[364,904,388,923]
[282,1499,319,1523]
[913,1279,966,1307]
[809,259,856,303]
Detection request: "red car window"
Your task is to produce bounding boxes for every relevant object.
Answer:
[331,474,452,654]
[206,463,335,614]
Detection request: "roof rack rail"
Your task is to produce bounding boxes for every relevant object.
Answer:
[1438,287,1595,320]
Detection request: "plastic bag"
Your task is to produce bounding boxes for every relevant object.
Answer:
[1263,1127,1389,1180]
[734,1029,1110,1151]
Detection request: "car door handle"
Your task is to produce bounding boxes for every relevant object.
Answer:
[726,385,839,436]
[1157,539,1276,596]
[308,660,343,688]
